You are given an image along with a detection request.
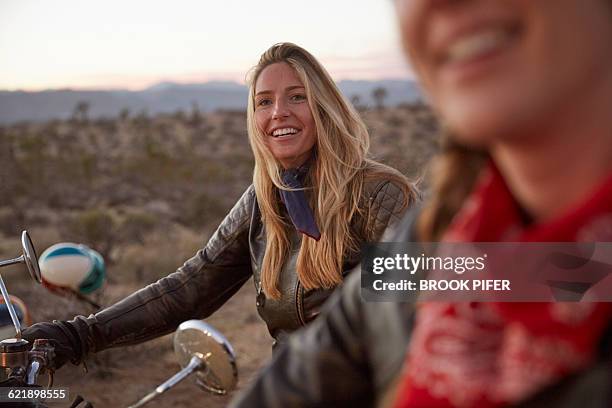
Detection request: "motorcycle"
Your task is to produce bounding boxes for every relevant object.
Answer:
[0,231,238,407]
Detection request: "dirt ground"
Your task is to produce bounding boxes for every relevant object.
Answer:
[9,278,272,408]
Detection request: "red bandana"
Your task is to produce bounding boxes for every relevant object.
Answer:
[393,165,612,407]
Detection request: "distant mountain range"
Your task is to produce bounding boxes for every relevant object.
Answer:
[0,80,422,124]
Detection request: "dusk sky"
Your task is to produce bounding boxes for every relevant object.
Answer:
[0,0,415,91]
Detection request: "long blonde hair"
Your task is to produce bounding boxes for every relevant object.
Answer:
[247,42,410,298]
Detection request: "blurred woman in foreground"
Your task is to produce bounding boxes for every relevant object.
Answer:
[230,0,612,407]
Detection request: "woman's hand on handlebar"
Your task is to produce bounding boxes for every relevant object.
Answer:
[22,321,82,370]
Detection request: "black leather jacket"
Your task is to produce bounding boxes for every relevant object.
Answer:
[44,173,410,360]
[230,209,612,408]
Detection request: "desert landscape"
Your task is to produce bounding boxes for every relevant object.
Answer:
[0,103,439,407]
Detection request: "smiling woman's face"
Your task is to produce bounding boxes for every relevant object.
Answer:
[396,0,612,145]
[254,62,317,169]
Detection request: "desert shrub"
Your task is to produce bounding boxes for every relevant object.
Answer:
[118,108,130,122]
[0,132,19,204]
[172,110,186,122]
[118,210,157,244]
[113,226,203,284]
[14,132,48,175]
[64,208,119,261]
[387,114,405,127]
[179,190,227,228]
[189,105,204,127]
[0,207,19,236]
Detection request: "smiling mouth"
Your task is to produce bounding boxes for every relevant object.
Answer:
[439,23,522,67]
[270,127,300,138]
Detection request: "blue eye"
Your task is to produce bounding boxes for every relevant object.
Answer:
[290,94,306,102]
[257,99,272,107]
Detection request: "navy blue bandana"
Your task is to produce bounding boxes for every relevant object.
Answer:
[279,163,321,241]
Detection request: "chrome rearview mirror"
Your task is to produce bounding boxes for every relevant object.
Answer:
[173,319,237,395]
[21,231,42,284]
[127,320,237,408]
[0,231,41,339]
[0,231,41,283]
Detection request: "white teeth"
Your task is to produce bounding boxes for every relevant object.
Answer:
[446,29,510,64]
[272,128,299,137]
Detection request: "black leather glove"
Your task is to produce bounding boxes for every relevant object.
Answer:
[21,320,83,370]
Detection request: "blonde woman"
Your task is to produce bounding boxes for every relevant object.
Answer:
[23,43,415,366]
